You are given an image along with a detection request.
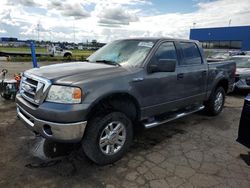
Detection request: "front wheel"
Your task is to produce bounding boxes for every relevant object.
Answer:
[82,112,133,165]
[205,87,226,116]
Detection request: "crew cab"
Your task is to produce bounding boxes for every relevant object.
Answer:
[16,38,236,165]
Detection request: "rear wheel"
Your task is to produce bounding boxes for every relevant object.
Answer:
[82,112,133,165]
[64,53,72,60]
[205,87,225,116]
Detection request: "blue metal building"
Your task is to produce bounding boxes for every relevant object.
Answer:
[190,26,250,51]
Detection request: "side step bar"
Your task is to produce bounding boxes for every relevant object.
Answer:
[144,106,205,129]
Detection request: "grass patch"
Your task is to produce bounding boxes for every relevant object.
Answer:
[0,46,95,62]
[71,49,95,56]
[10,54,92,62]
[0,46,46,53]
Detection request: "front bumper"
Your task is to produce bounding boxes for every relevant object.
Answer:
[17,104,87,142]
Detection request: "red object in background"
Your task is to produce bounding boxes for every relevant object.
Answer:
[14,74,21,90]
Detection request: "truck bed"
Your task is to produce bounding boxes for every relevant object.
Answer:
[207,59,236,93]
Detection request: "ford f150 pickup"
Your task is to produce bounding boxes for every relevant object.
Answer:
[16,38,236,165]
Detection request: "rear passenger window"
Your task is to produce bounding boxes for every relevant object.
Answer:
[155,42,177,61]
[180,42,202,65]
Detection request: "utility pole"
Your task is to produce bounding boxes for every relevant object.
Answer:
[193,22,196,29]
[37,22,40,41]
[228,19,232,27]
[32,29,35,41]
[73,22,76,44]
[49,30,52,42]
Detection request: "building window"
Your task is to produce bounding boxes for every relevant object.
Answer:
[200,40,242,49]
[230,41,242,49]
[220,41,230,48]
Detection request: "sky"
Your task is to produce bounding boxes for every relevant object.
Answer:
[0,0,250,43]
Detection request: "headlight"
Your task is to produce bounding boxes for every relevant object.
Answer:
[46,85,82,104]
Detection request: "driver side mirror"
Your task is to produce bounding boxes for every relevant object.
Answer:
[148,59,176,73]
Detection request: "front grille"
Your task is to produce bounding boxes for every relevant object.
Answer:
[20,72,51,105]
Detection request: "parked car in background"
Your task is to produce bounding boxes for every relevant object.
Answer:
[65,45,75,50]
[48,45,72,58]
[229,56,250,91]
[205,49,230,60]
[16,38,236,165]
[229,51,247,56]
[205,49,247,62]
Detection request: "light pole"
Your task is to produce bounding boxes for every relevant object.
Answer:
[193,22,196,29]
[37,23,40,41]
[49,30,52,42]
[73,22,76,44]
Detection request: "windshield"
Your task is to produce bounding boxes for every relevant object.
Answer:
[87,40,155,67]
[230,57,250,68]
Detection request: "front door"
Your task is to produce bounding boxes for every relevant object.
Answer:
[140,41,181,118]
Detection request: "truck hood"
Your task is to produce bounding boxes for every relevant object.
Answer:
[27,62,127,84]
[236,68,250,77]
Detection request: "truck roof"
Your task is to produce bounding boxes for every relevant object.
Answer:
[117,37,199,43]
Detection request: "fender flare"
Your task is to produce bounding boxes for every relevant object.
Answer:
[85,91,141,121]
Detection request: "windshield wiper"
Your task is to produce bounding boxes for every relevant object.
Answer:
[95,60,121,67]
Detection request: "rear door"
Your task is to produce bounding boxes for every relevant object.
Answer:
[175,42,207,105]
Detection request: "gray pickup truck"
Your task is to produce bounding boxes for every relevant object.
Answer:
[16,38,236,165]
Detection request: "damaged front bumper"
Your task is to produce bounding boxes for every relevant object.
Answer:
[17,104,87,142]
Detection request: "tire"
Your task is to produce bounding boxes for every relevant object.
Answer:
[64,53,72,60]
[205,86,225,116]
[82,112,133,165]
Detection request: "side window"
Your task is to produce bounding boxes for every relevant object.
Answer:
[180,42,202,65]
[154,42,177,61]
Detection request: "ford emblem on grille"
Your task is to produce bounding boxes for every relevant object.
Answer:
[23,84,34,93]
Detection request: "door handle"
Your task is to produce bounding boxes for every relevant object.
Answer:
[177,73,184,80]
[202,70,207,76]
